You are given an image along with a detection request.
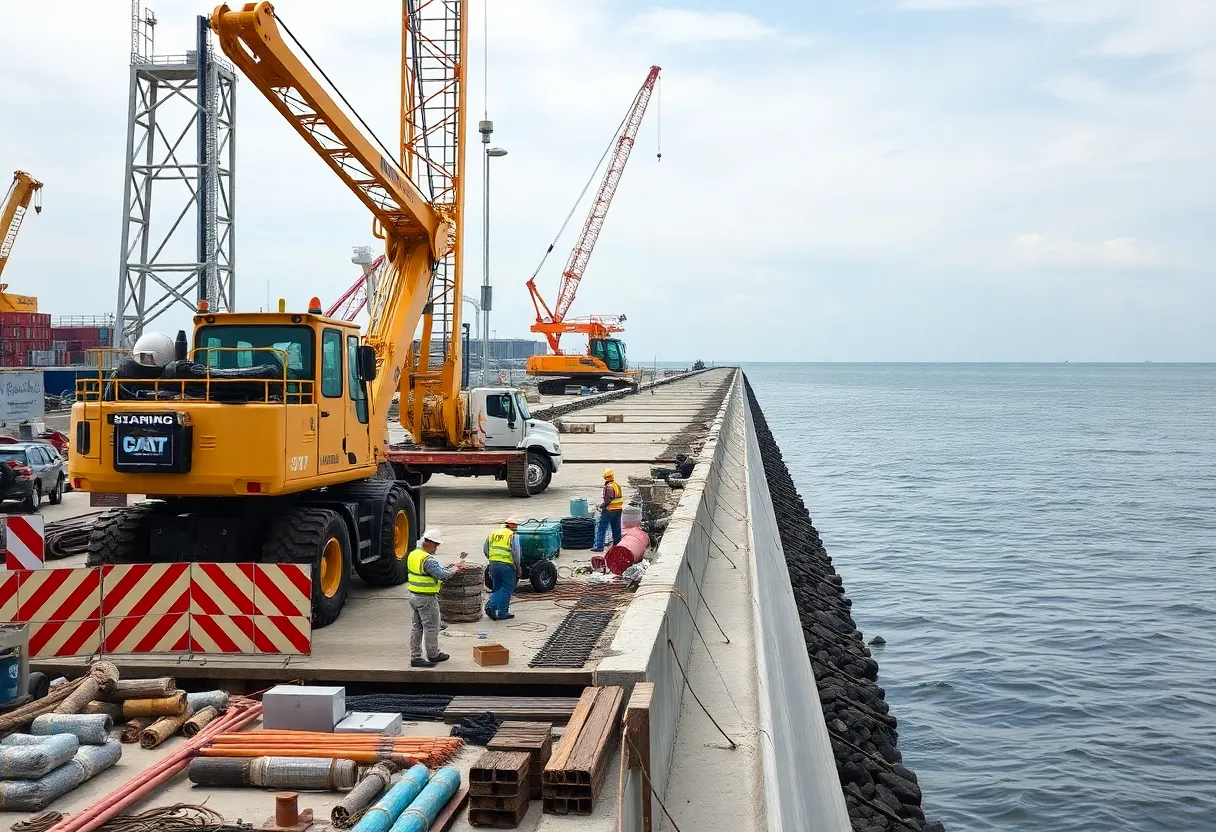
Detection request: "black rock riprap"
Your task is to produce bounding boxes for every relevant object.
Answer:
[745,376,945,832]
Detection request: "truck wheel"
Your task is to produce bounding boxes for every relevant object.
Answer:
[22,483,40,514]
[87,504,157,566]
[529,560,558,593]
[526,451,552,495]
[262,507,350,628]
[354,485,415,587]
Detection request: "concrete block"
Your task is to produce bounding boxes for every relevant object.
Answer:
[336,711,402,736]
[606,414,625,423]
[558,422,595,434]
[263,685,345,732]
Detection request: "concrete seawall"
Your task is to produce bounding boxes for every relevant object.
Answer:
[592,369,941,831]
[743,377,852,831]
[745,376,944,832]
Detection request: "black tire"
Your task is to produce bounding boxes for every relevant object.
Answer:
[262,507,351,628]
[22,483,40,514]
[526,451,552,495]
[353,484,415,587]
[529,559,558,593]
[26,671,49,701]
[506,457,531,498]
[86,505,159,566]
[48,475,64,506]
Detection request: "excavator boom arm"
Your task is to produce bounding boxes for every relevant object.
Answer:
[212,2,466,446]
[211,3,443,246]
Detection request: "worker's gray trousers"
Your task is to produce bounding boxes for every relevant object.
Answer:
[409,593,442,660]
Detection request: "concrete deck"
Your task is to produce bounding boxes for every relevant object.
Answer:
[31,370,735,689]
[0,369,738,832]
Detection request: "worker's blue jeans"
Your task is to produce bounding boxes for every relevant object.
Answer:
[486,561,517,617]
[593,510,623,551]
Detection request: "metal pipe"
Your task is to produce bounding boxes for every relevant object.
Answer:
[480,120,492,387]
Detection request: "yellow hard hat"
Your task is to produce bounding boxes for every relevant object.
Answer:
[602,468,615,479]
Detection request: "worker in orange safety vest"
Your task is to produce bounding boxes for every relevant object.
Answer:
[590,468,624,552]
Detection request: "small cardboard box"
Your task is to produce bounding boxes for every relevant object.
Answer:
[474,644,510,666]
[263,685,346,732]
[336,712,402,736]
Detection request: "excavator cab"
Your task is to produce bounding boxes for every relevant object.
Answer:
[70,309,380,499]
[589,337,628,373]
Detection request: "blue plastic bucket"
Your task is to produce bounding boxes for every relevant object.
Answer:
[569,497,589,517]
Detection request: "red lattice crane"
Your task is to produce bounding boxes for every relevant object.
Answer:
[526,65,660,356]
[327,250,386,321]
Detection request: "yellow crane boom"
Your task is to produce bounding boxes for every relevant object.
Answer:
[211,1,467,448]
[0,170,43,287]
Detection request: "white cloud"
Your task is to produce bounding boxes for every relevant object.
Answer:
[627,8,810,46]
[900,0,1216,58]
[1013,233,1167,268]
[1,0,1214,360]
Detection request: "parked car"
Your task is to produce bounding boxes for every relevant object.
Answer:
[0,443,66,512]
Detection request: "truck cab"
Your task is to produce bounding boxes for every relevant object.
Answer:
[469,387,562,493]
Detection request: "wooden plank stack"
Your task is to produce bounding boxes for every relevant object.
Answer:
[542,686,625,815]
[468,750,531,828]
[488,721,553,799]
[443,696,580,725]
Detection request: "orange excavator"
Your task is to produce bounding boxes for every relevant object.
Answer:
[525,66,660,395]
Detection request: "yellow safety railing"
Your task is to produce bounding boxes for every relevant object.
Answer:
[74,347,316,405]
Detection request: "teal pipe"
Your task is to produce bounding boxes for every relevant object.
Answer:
[388,767,462,832]
[351,763,430,832]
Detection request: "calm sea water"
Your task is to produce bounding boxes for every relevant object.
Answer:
[742,363,1216,832]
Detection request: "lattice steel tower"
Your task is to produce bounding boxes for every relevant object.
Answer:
[115,1,236,347]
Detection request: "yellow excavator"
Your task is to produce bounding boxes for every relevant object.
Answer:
[69,1,563,627]
[0,170,43,311]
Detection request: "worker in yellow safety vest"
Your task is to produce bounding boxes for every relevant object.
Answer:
[407,529,458,668]
[483,517,522,621]
[591,469,625,552]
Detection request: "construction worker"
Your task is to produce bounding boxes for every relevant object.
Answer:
[591,468,624,552]
[407,529,457,668]
[484,517,522,621]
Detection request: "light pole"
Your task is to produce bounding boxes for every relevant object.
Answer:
[479,119,508,386]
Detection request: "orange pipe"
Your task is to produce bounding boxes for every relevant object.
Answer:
[200,747,417,765]
[209,738,460,749]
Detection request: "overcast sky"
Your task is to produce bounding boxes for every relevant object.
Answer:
[2,1,1213,361]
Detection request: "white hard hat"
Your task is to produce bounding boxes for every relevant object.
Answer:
[132,332,175,367]
[421,528,443,544]
[505,517,521,526]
